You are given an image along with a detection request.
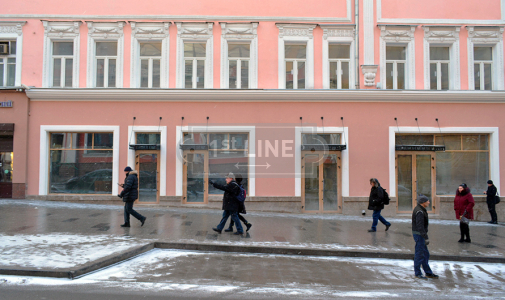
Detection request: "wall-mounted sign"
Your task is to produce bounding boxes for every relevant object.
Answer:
[395,145,446,151]
[0,100,12,108]
[129,144,161,150]
[301,144,347,151]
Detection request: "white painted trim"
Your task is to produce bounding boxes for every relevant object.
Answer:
[321,26,356,89]
[42,21,81,88]
[130,22,170,88]
[422,26,461,90]
[276,24,316,89]
[388,127,500,197]
[175,126,256,197]
[363,0,375,65]
[466,26,505,90]
[380,25,416,90]
[220,22,258,89]
[295,126,349,197]
[127,126,167,196]
[38,125,120,196]
[377,0,505,25]
[175,22,213,88]
[86,22,125,88]
[0,21,25,86]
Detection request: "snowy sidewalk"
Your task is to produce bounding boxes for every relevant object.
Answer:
[0,199,504,275]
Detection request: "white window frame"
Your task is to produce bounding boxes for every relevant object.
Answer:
[423,26,461,90]
[380,25,416,90]
[130,22,170,88]
[388,127,500,197]
[86,22,125,88]
[42,21,81,88]
[385,46,407,90]
[38,125,120,196]
[220,22,258,89]
[0,21,25,87]
[276,23,316,89]
[474,53,493,90]
[321,25,355,89]
[467,26,504,91]
[175,22,213,89]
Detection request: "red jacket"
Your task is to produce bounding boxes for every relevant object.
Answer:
[454,188,475,220]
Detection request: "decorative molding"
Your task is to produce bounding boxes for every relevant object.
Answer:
[86,22,125,88]
[377,0,505,25]
[361,65,378,87]
[220,22,258,88]
[320,25,356,89]
[276,23,317,89]
[175,22,213,88]
[130,22,170,88]
[379,25,417,90]
[363,0,375,65]
[0,21,26,87]
[422,26,461,90]
[42,21,81,88]
[466,26,504,90]
[26,88,505,103]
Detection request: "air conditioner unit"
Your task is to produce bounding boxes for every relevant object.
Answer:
[0,43,8,55]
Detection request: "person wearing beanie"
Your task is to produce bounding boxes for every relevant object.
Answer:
[118,166,146,227]
[484,180,498,224]
[454,183,475,243]
[210,172,244,235]
[412,195,438,280]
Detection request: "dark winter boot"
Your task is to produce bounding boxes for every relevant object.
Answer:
[120,223,130,227]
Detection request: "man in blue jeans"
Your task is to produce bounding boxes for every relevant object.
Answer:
[367,178,391,232]
[412,195,439,280]
[211,172,244,235]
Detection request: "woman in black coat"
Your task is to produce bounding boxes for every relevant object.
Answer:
[484,180,498,224]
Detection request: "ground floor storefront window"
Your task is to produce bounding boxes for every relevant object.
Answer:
[49,132,113,194]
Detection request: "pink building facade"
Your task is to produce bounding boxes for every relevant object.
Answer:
[1,0,504,220]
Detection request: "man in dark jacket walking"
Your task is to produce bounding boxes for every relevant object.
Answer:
[412,195,439,280]
[367,178,391,232]
[211,172,244,235]
[484,180,498,224]
[118,166,146,227]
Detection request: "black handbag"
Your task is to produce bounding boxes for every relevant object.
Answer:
[495,192,501,204]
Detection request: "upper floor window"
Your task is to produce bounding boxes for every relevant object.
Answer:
[386,46,406,90]
[0,41,16,87]
[184,43,206,89]
[96,42,117,88]
[329,44,350,89]
[285,44,306,89]
[52,42,73,88]
[228,44,250,89]
[474,47,493,90]
[140,42,161,88]
[430,47,450,90]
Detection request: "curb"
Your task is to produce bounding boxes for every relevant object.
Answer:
[1,242,503,279]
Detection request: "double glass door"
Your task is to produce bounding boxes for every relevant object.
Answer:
[396,152,435,213]
[302,151,341,213]
[135,151,159,203]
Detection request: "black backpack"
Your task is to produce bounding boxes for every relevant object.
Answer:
[382,188,390,205]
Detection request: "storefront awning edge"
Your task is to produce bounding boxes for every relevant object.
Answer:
[25,89,505,103]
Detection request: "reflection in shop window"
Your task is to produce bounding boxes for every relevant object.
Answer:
[49,132,113,194]
[0,152,13,183]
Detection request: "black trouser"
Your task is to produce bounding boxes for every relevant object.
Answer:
[487,200,498,222]
[459,222,470,240]
[228,213,249,229]
[124,201,144,224]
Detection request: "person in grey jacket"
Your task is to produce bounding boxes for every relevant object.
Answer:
[412,195,438,280]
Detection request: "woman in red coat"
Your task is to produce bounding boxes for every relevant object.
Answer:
[454,183,475,243]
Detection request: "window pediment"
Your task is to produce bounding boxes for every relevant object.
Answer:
[380,25,416,42]
[131,22,170,39]
[467,26,504,44]
[423,26,460,43]
[87,22,125,39]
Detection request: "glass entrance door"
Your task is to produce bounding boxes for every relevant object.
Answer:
[396,152,435,213]
[302,151,341,213]
[183,150,208,204]
[136,151,159,203]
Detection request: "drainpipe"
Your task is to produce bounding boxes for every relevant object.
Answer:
[355,0,360,89]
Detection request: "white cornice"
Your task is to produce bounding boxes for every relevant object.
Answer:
[25,88,505,103]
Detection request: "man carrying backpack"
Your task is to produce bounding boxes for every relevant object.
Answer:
[211,172,244,235]
[367,178,391,232]
[225,174,252,233]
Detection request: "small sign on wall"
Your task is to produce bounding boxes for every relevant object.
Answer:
[0,101,13,108]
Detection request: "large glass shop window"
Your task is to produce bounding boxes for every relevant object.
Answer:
[49,133,113,194]
[183,132,249,195]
